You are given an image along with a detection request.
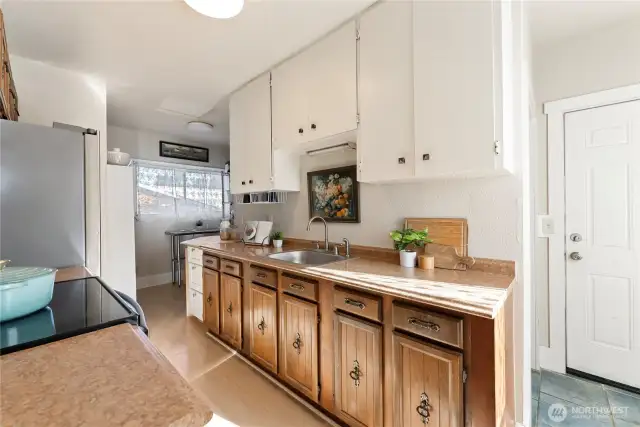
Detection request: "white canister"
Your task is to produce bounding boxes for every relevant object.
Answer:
[273,240,283,248]
[399,250,417,268]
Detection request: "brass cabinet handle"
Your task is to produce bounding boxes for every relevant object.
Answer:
[225,265,234,270]
[205,259,214,264]
[408,317,441,332]
[226,302,233,315]
[289,283,305,291]
[257,317,266,335]
[207,292,213,305]
[349,360,362,387]
[256,272,267,278]
[416,392,431,424]
[292,332,302,354]
[344,298,365,310]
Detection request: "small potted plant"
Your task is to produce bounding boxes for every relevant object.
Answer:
[390,228,432,268]
[271,231,284,248]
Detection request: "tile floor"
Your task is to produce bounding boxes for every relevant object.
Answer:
[532,369,640,427]
[138,283,331,427]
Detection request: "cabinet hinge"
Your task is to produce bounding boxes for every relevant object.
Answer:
[356,29,360,41]
[317,313,321,324]
[356,113,360,125]
[493,140,501,156]
[463,369,468,384]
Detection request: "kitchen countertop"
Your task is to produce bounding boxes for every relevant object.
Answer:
[55,266,94,283]
[182,236,514,319]
[0,324,213,427]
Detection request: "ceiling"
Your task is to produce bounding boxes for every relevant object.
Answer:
[6,0,640,145]
[527,0,640,47]
[3,0,376,145]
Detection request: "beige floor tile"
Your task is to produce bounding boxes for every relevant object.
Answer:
[138,283,330,427]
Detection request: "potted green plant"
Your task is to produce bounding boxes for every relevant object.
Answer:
[390,227,432,268]
[271,231,284,248]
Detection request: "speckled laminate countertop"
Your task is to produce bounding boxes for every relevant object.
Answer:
[0,324,213,427]
[182,236,514,319]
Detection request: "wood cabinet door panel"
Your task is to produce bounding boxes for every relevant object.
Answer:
[220,273,242,349]
[279,294,318,401]
[393,332,463,427]
[334,313,382,427]
[249,284,278,373]
[203,268,220,334]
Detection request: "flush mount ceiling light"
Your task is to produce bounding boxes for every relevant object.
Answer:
[187,121,215,133]
[184,0,244,19]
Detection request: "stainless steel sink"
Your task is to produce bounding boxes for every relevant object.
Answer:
[267,250,347,265]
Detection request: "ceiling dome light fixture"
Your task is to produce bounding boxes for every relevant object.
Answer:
[184,0,244,19]
[187,121,215,133]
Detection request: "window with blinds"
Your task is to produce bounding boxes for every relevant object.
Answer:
[133,161,230,221]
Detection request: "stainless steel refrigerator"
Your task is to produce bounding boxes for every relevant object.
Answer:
[0,120,86,268]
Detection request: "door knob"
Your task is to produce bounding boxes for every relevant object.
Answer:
[570,233,582,242]
[569,252,583,261]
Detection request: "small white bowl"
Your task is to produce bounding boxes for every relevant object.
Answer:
[107,148,131,166]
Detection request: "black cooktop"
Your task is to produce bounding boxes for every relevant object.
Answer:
[0,277,138,355]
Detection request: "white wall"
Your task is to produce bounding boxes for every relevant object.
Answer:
[533,17,640,352]
[11,55,107,276]
[107,125,229,169]
[107,125,230,287]
[237,150,520,260]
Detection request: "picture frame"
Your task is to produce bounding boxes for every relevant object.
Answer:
[307,165,360,223]
[159,141,209,163]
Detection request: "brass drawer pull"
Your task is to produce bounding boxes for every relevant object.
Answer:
[205,259,214,264]
[416,392,431,424]
[349,360,362,387]
[256,272,267,278]
[226,302,233,315]
[225,265,234,270]
[289,283,305,291]
[206,292,212,305]
[257,317,266,335]
[344,298,365,310]
[292,332,302,354]
[408,317,441,332]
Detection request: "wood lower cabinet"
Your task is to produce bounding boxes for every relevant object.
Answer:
[334,313,383,427]
[393,332,463,427]
[279,294,319,401]
[203,268,220,334]
[220,273,243,349]
[249,284,278,373]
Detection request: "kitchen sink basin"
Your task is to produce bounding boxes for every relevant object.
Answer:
[267,250,347,266]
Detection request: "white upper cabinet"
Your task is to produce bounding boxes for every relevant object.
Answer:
[413,0,512,179]
[229,72,273,194]
[358,0,514,183]
[229,72,300,194]
[358,1,415,183]
[272,21,357,150]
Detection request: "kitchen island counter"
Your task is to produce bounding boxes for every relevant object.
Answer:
[0,323,212,427]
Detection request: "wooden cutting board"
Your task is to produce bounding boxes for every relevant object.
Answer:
[404,218,471,270]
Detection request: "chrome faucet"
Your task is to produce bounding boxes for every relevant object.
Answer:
[342,238,351,258]
[307,216,329,251]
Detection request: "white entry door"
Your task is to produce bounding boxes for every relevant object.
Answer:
[565,100,640,388]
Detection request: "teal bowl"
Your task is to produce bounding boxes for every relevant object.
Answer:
[0,267,57,322]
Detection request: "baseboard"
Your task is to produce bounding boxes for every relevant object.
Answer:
[137,272,173,289]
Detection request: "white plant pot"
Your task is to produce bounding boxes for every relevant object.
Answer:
[273,240,283,248]
[399,250,417,268]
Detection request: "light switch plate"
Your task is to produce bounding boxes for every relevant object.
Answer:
[536,215,555,237]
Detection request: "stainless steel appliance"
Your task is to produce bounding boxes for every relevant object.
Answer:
[0,120,86,268]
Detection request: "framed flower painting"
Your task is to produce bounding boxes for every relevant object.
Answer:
[307,165,360,223]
